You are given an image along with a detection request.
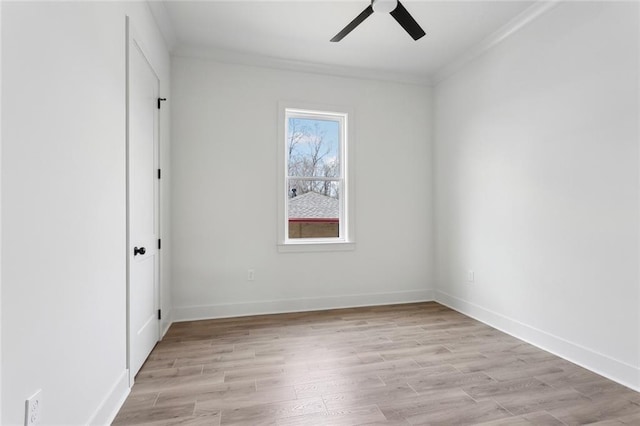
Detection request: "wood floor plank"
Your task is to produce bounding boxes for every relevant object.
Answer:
[571,377,640,400]
[126,413,222,426]
[491,385,591,416]
[277,404,389,426]
[590,409,640,425]
[377,363,459,385]
[294,374,386,399]
[402,400,511,425]
[407,371,495,394]
[475,411,565,425]
[136,365,204,380]
[462,377,550,400]
[376,388,475,420]
[132,370,226,394]
[113,302,640,425]
[482,359,564,382]
[219,397,326,425]
[112,401,195,425]
[321,383,420,411]
[549,396,640,425]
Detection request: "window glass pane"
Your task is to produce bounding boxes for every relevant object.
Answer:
[287,117,340,178]
[288,179,340,200]
[288,180,340,239]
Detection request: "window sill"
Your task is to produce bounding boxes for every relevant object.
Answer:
[277,240,356,253]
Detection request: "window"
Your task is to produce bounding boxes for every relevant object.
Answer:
[278,104,354,251]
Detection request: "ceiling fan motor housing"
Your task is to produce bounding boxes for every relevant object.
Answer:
[331,0,425,42]
[372,0,398,14]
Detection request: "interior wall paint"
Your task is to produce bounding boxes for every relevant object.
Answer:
[0,1,3,420]
[155,19,173,338]
[1,2,170,424]
[171,57,433,320]
[160,84,173,337]
[434,1,640,389]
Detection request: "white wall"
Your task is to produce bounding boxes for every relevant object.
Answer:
[171,57,433,320]
[157,23,173,338]
[434,2,640,389]
[0,1,3,421]
[1,2,170,424]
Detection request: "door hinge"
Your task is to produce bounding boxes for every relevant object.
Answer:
[157,169,161,179]
[158,309,162,320]
[158,238,162,250]
[157,97,167,109]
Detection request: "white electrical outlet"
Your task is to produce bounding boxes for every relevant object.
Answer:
[467,270,475,283]
[25,389,42,426]
[247,269,255,281]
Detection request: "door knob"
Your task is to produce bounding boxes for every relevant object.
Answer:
[133,246,146,256]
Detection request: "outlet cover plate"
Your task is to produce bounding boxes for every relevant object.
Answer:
[25,389,42,426]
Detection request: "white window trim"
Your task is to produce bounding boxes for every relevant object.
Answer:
[277,101,355,252]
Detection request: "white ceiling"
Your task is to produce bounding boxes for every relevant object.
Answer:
[158,1,537,83]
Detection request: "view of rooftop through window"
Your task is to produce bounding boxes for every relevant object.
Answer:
[286,113,343,239]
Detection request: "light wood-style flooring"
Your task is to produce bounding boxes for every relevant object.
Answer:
[113,302,640,425]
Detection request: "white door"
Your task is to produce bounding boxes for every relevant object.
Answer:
[127,18,160,382]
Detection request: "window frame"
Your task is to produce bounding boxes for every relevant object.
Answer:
[277,102,355,252]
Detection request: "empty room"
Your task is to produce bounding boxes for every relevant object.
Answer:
[1,0,639,425]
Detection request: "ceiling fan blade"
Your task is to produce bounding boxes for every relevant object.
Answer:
[389,1,425,40]
[330,5,374,42]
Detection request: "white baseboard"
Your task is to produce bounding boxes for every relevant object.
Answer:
[172,289,434,322]
[161,309,172,338]
[87,369,130,426]
[435,290,640,392]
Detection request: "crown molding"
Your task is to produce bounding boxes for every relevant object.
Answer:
[147,0,178,51]
[172,45,432,86]
[432,0,560,85]
[151,0,558,87]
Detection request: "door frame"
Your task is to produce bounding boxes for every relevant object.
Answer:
[125,15,162,387]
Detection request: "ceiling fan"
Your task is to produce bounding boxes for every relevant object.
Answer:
[331,0,426,42]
